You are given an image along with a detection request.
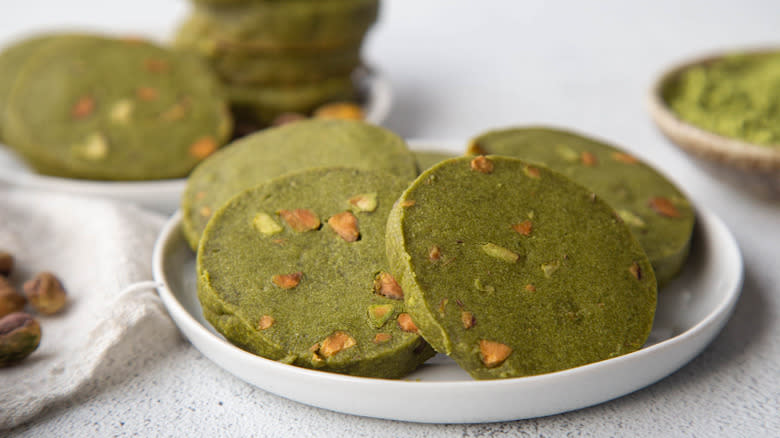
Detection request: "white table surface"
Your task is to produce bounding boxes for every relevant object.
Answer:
[3,0,779,436]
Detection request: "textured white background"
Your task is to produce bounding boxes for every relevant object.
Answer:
[2,0,780,436]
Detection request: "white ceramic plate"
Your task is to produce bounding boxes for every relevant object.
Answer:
[0,69,392,214]
[151,157,743,424]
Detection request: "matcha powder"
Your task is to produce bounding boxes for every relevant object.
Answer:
[664,51,780,147]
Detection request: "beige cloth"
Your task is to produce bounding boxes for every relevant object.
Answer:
[0,185,180,430]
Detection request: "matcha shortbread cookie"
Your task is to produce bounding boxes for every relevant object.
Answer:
[386,156,657,379]
[2,34,231,180]
[175,38,363,85]
[227,75,356,124]
[185,0,379,47]
[468,127,695,287]
[182,119,417,249]
[197,167,435,377]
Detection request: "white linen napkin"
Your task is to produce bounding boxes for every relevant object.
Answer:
[0,185,181,430]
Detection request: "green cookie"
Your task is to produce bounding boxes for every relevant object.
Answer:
[468,127,695,288]
[187,0,379,47]
[197,167,435,378]
[2,34,232,180]
[182,119,418,250]
[175,35,363,84]
[1,35,110,174]
[386,156,657,379]
[227,76,356,124]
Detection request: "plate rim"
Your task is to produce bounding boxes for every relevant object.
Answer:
[151,180,743,423]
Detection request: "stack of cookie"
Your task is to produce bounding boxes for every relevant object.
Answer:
[174,0,379,128]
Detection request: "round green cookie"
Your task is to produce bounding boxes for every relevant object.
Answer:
[2,34,232,180]
[227,75,356,124]
[182,119,418,250]
[175,34,363,85]
[188,0,379,47]
[386,156,657,379]
[468,127,695,288]
[217,48,361,84]
[197,167,435,378]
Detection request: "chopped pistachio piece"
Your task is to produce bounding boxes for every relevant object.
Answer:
[253,213,283,235]
[580,151,598,166]
[311,350,325,365]
[612,152,639,164]
[512,220,533,236]
[74,133,109,161]
[461,311,476,329]
[189,136,217,159]
[479,340,512,368]
[279,209,320,232]
[368,304,394,328]
[328,211,360,242]
[373,333,392,344]
[524,165,541,179]
[618,210,647,228]
[313,102,364,120]
[470,156,494,173]
[257,315,275,330]
[272,272,302,289]
[648,197,681,218]
[438,298,448,316]
[629,262,642,280]
[348,192,378,212]
[109,99,134,124]
[541,261,560,278]
[319,331,356,357]
[428,245,442,261]
[136,86,159,101]
[481,243,519,263]
[374,272,404,300]
[556,146,580,162]
[71,95,95,119]
[397,313,419,333]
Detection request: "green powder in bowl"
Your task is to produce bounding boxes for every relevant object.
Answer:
[663,50,780,148]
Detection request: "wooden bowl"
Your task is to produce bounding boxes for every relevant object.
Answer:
[647,49,780,199]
